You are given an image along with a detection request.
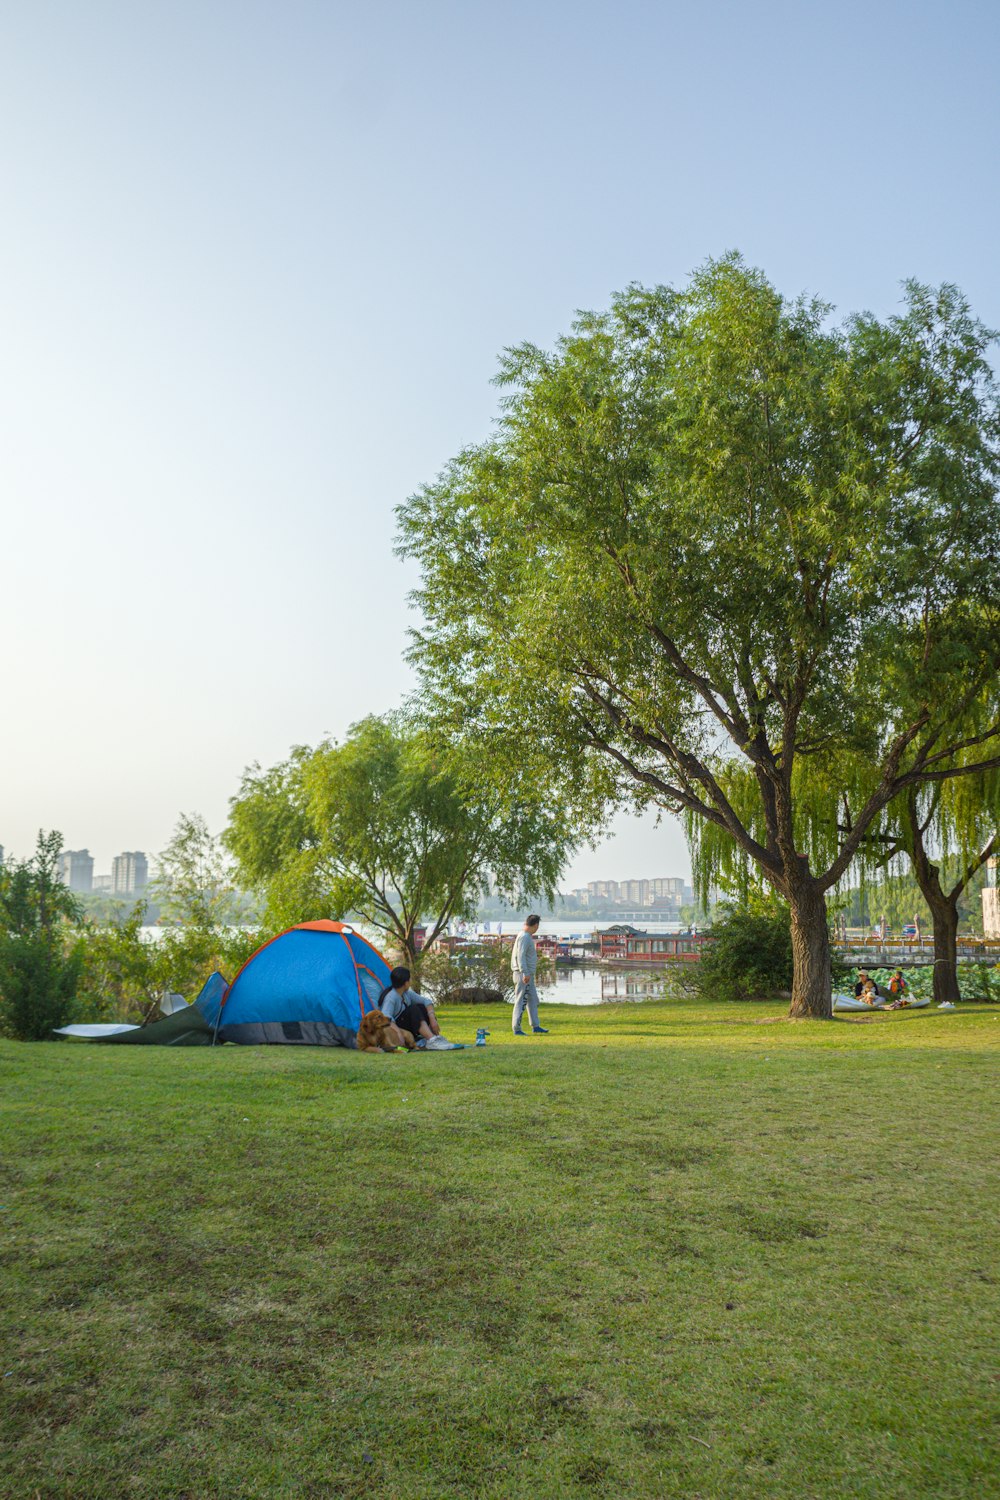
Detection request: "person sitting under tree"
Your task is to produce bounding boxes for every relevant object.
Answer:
[854,969,884,1005]
[377,966,442,1048]
[887,969,912,1008]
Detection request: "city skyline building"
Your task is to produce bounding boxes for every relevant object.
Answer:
[565,876,693,910]
[56,848,94,892]
[111,850,148,897]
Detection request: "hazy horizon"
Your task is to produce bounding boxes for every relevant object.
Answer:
[3,0,998,888]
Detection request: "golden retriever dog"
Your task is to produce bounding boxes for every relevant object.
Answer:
[356,1010,415,1052]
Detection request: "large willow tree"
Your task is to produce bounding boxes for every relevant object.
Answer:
[397,257,1000,1018]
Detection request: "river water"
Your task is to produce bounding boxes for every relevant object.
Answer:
[459,918,688,1005]
[533,964,680,1006]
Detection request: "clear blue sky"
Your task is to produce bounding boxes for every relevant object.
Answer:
[1,0,997,884]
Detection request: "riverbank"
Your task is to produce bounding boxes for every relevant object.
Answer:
[2,998,997,1498]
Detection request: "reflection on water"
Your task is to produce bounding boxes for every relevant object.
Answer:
[534,965,678,1006]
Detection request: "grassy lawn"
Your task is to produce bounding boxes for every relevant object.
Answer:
[1,998,998,1499]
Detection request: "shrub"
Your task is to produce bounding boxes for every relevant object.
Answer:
[418,942,518,1004]
[693,907,793,1002]
[0,832,84,1040]
[0,930,83,1040]
[955,962,1000,1002]
[77,904,268,1025]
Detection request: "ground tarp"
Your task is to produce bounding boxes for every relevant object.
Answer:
[54,973,226,1045]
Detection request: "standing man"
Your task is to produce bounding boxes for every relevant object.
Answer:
[511,914,549,1036]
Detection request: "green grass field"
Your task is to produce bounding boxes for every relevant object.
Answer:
[2,998,998,1499]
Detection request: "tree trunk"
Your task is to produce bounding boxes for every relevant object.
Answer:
[402,928,424,982]
[928,896,961,1004]
[904,791,962,1005]
[787,880,833,1019]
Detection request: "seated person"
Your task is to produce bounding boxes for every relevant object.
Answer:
[854,970,883,1004]
[377,967,442,1048]
[887,969,910,1008]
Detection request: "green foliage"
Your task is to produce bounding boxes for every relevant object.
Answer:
[693,905,794,1002]
[74,819,265,1025]
[0,830,81,936]
[834,858,992,933]
[398,256,1000,1016]
[77,902,167,1024]
[0,931,83,1041]
[958,962,1000,1002]
[152,813,250,928]
[0,832,83,1040]
[225,713,574,966]
[417,942,516,1004]
[76,902,263,1025]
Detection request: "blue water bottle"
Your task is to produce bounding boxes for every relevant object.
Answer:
[476,1027,490,1047]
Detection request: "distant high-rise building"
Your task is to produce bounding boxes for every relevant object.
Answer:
[578,876,690,908]
[111,851,148,897]
[622,879,651,906]
[57,849,94,892]
[92,875,112,893]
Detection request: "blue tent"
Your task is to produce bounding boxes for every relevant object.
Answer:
[206,921,392,1046]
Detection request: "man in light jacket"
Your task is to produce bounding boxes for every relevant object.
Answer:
[511,914,549,1036]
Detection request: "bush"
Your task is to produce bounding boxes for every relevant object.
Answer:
[0,831,84,1040]
[693,907,793,1002]
[77,905,268,1025]
[957,962,1000,1002]
[418,942,518,1004]
[0,931,83,1040]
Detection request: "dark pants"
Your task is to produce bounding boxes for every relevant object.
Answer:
[395,1001,431,1036]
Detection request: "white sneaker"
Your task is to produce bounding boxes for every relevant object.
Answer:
[424,1034,455,1050]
